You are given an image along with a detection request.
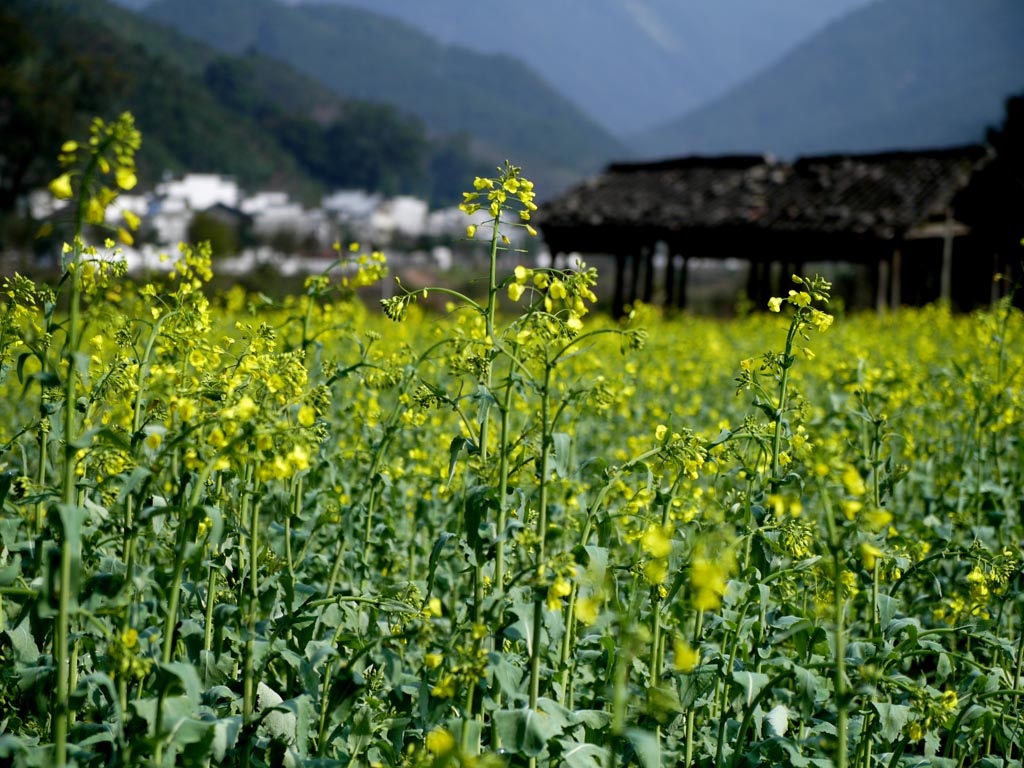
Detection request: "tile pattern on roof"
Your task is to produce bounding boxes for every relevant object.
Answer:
[540,146,988,241]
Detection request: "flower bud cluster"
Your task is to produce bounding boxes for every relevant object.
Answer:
[49,113,142,247]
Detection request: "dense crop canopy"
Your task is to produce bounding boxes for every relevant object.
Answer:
[1,119,1023,767]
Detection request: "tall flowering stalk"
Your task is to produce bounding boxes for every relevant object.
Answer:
[382,162,642,760]
[45,114,141,768]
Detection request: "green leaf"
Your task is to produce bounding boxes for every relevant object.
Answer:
[732,670,770,707]
[557,738,608,768]
[446,436,476,487]
[792,664,825,715]
[875,593,898,631]
[425,531,456,601]
[0,468,18,508]
[156,662,204,705]
[211,717,242,763]
[624,727,660,768]
[571,710,612,729]
[506,602,535,654]
[494,706,565,757]
[465,485,497,556]
[552,432,571,478]
[573,545,608,586]
[488,651,526,702]
[50,503,88,604]
[3,621,40,664]
[0,557,22,588]
[871,701,911,742]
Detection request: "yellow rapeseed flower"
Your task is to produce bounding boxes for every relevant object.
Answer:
[49,173,73,200]
[691,559,728,610]
[860,541,883,570]
[641,525,672,559]
[508,282,526,302]
[426,728,456,754]
[673,638,700,672]
[424,653,443,669]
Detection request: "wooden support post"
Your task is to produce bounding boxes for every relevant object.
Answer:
[876,258,889,314]
[677,256,689,310]
[613,253,626,318]
[664,252,676,308]
[940,209,953,304]
[746,260,759,307]
[890,248,902,311]
[627,253,638,308]
[641,246,655,304]
[992,251,1001,307]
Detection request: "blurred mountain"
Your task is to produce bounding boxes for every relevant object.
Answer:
[285,0,873,136]
[636,0,1024,158]
[2,0,501,208]
[141,0,626,192]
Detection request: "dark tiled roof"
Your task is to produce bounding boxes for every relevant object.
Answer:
[539,146,988,243]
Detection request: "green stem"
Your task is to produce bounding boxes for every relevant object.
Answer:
[202,553,217,685]
[607,631,630,768]
[770,314,801,492]
[494,384,514,600]
[527,365,553,712]
[35,427,48,533]
[557,582,578,708]
[243,493,261,723]
[822,484,849,768]
[286,475,301,582]
[728,671,796,768]
[161,461,217,665]
[54,234,87,768]
[684,610,704,768]
[871,560,880,637]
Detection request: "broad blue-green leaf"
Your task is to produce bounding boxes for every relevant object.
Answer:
[571,710,612,729]
[211,716,242,762]
[552,432,572,478]
[447,436,476,487]
[557,738,608,768]
[624,727,660,768]
[871,701,911,742]
[488,651,526,702]
[3,621,39,664]
[876,593,898,631]
[157,662,204,705]
[426,532,455,601]
[494,706,564,757]
[0,469,18,508]
[732,670,770,707]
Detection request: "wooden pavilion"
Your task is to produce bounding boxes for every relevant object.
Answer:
[538,146,994,315]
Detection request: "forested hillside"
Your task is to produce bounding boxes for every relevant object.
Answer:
[0,0,492,218]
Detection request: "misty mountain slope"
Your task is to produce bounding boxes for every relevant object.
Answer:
[636,0,1024,158]
[8,0,501,204]
[292,0,873,136]
[143,0,625,185]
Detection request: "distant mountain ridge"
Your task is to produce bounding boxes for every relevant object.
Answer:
[636,0,1024,159]
[289,0,874,137]
[142,0,626,193]
[3,0,496,207]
